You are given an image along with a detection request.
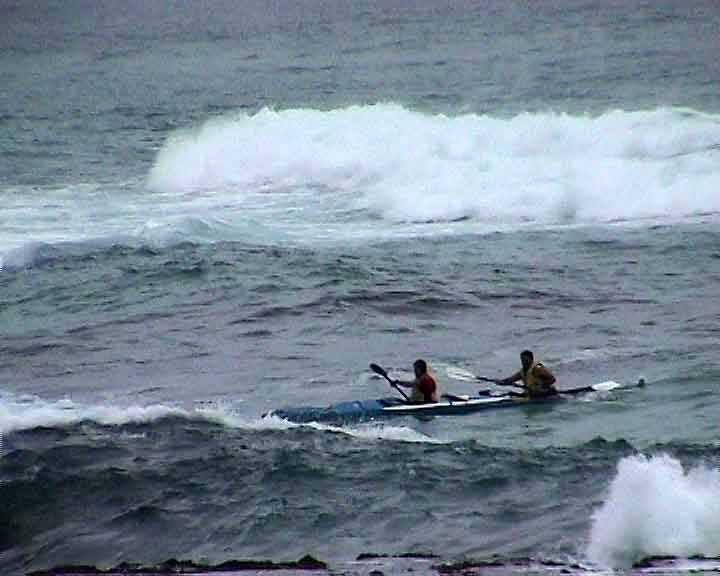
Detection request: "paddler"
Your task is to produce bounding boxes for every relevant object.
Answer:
[499,350,557,398]
[393,359,439,403]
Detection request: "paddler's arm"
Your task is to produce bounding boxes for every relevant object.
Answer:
[498,371,523,387]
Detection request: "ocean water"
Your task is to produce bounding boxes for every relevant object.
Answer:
[1,1,720,574]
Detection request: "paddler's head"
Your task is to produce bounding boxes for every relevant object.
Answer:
[520,350,534,370]
[413,359,428,378]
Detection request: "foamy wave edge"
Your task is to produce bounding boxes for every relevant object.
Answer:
[0,395,443,444]
[199,406,446,444]
[0,394,190,434]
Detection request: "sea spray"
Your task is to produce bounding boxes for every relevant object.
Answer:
[586,453,720,568]
[0,393,189,434]
[148,105,720,226]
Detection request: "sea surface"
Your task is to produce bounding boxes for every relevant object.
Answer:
[2,1,720,575]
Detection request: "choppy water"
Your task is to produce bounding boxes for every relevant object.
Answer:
[2,1,720,575]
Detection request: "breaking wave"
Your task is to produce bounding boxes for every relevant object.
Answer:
[587,453,720,568]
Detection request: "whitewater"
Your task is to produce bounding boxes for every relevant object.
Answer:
[2,2,720,575]
[588,454,720,567]
[3,106,720,272]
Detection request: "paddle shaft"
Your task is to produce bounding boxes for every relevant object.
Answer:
[477,375,525,389]
[369,363,410,401]
[481,380,642,397]
[477,382,592,395]
[558,385,594,395]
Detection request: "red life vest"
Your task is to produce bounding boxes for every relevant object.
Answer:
[416,373,437,403]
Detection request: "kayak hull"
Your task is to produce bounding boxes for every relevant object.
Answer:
[268,394,561,423]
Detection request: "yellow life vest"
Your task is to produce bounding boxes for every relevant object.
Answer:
[521,361,548,395]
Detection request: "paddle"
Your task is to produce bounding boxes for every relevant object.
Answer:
[478,379,645,396]
[369,363,410,401]
[477,376,525,389]
[449,362,646,396]
[476,375,502,384]
[443,390,500,400]
[446,367,520,388]
[558,378,645,395]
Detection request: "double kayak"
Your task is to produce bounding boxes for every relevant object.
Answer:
[268,394,557,423]
[267,379,642,424]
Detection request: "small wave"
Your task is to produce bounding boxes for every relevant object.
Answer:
[587,453,720,568]
[0,237,139,272]
[327,421,446,444]
[198,406,445,444]
[0,394,445,445]
[0,393,189,434]
[0,241,60,272]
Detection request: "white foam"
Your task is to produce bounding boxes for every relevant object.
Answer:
[0,393,188,434]
[333,421,445,444]
[2,105,719,263]
[0,241,49,271]
[196,405,444,443]
[148,105,720,229]
[0,393,441,445]
[586,453,720,568]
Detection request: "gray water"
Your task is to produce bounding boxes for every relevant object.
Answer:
[2,1,720,575]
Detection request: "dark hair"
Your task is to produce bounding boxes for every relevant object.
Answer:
[413,359,427,373]
[520,350,533,361]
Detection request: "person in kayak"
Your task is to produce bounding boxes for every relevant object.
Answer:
[499,350,557,398]
[393,359,439,403]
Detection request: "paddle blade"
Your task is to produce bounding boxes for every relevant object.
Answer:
[369,363,389,379]
[370,363,409,401]
[590,380,623,393]
[560,380,636,395]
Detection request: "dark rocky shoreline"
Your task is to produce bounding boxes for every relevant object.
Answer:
[25,555,720,576]
[27,555,328,576]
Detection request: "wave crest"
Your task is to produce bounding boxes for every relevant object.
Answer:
[148,105,720,227]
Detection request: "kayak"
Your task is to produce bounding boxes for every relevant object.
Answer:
[267,393,562,424]
[267,379,644,424]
